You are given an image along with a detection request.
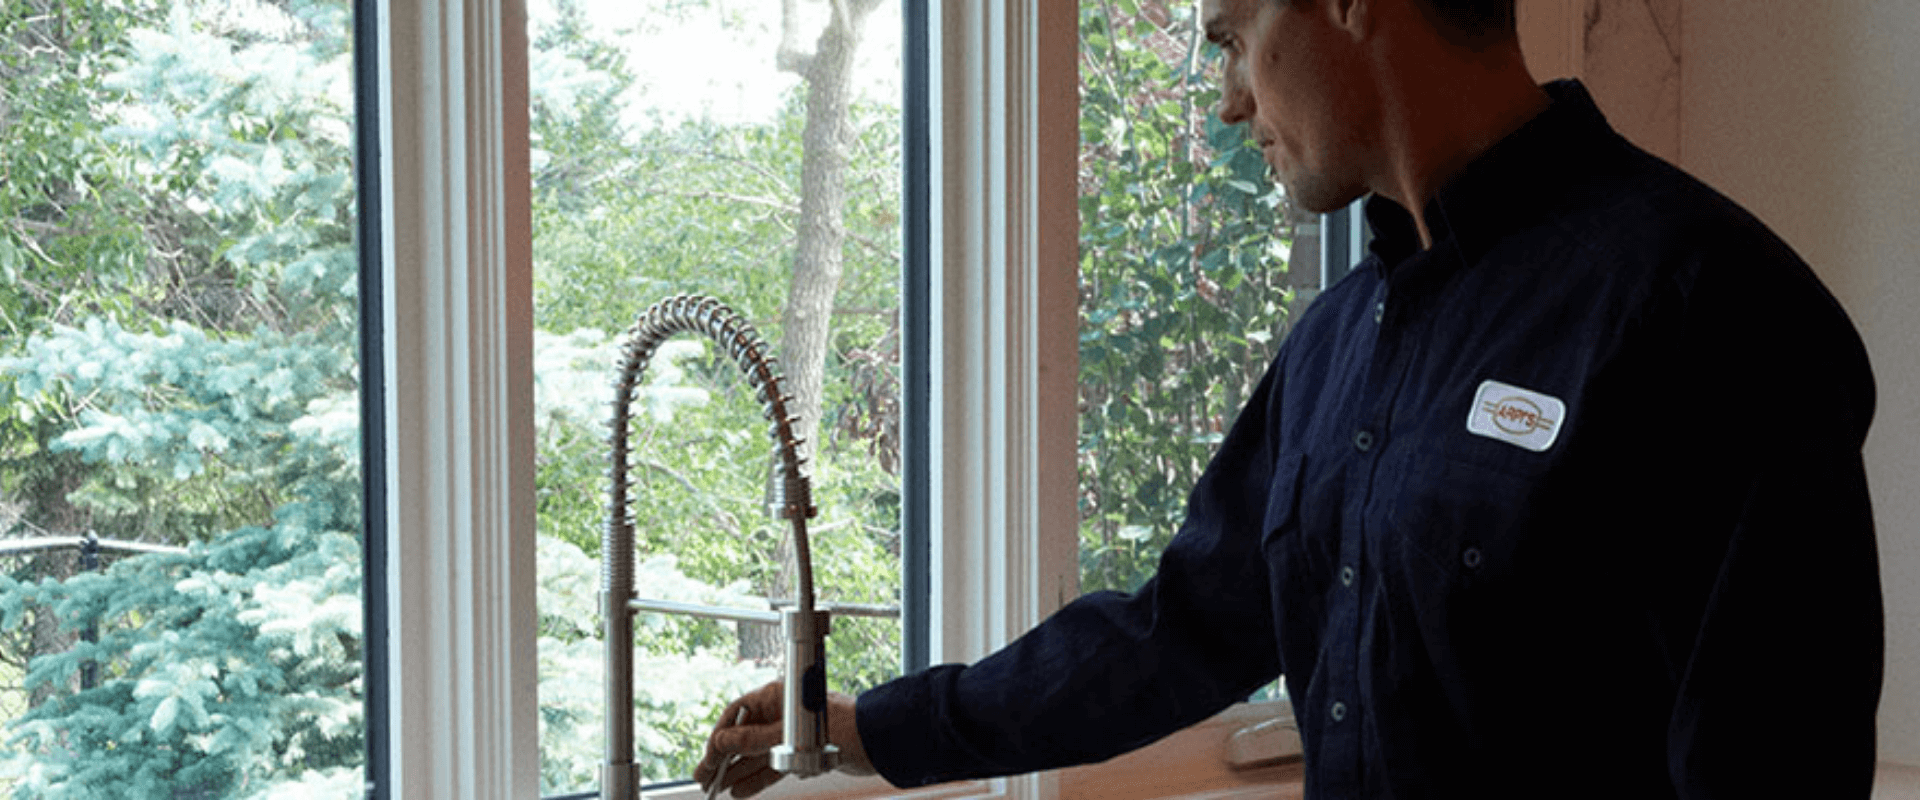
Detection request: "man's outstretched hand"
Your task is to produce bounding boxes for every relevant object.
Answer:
[694,680,871,798]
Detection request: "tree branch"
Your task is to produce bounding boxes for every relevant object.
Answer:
[649,141,799,198]
[635,456,743,537]
[776,0,816,75]
[658,188,797,215]
[649,188,900,265]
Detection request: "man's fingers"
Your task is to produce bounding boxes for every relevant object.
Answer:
[712,682,782,737]
[696,718,738,785]
[697,755,777,800]
[698,681,787,790]
[713,719,785,757]
[696,723,780,788]
[724,758,784,799]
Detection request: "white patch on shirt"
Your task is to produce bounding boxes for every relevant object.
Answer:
[1466,379,1565,453]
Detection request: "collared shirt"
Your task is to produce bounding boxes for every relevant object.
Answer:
[858,80,1882,799]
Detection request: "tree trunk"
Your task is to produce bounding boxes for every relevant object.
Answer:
[9,448,95,710]
[25,554,81,708]
[741,0,887,665]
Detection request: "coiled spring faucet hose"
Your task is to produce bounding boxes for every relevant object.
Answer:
[600,295,837,799]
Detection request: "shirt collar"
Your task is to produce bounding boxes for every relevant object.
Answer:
[1363,79,1621,274]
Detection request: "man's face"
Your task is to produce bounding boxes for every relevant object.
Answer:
[1202,0,1372,213]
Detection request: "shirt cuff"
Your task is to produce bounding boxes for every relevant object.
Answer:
[856,666,961,789]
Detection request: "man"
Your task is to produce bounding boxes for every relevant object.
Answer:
[698,0,1883,796]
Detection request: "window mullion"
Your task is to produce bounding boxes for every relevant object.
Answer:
[923,0,1077,797]
[379,0,538,796]
[925,0,1074,667]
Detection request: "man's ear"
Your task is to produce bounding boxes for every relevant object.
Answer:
[1325,0,1373,40]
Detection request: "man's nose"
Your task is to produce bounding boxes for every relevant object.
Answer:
[1218,75,1253,124]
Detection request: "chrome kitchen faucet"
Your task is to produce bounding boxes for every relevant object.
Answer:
[599,295,895,799]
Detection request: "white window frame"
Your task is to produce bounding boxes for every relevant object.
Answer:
[379,0,539,795]
[375,0,1295,797]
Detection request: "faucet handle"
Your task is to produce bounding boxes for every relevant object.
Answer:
[770,606,840,778]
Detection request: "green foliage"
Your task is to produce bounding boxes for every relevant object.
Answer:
[1,319,356,543]
[102,0,358,333]
[1077,0,1300,595]
[532,92,901,348]
[0,1,366,795]
[527,0,637,216]
[0,0,157,331]
[1,519,362,799]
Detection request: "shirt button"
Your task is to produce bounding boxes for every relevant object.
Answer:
[1353,430,1375,452]
[1462,547,1484,569]
[1374,301,1384,324]
[1330,701,1348,722]
[1340,565,1356,586]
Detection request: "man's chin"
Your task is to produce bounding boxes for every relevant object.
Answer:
[1271,167,1363,214]
[1284,186,1364,215]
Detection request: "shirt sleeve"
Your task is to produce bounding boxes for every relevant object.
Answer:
[855,358,1289,788]
[1662,230,1883,797]
[1665,441,1882,797]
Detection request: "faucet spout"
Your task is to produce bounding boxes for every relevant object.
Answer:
[601,295,837,799]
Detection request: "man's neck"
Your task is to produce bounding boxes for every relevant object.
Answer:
[1367,38,1549,249]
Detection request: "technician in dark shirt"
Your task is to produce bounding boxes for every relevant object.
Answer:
[699,0,1883,797]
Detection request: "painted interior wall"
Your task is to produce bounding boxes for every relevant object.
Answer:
[1522,0,1920,770]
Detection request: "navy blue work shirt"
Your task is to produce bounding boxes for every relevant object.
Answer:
[857,80,1882,798]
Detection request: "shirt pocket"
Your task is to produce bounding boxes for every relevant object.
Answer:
[1260,452,1328,656]
[1388,453,1539,595]
[1260,451,1307,549]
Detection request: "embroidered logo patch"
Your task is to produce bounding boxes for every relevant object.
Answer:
[1466,379,1564,452]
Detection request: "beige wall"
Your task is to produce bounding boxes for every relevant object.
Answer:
[1519,0,1682,162]
[1521,0,1920,769]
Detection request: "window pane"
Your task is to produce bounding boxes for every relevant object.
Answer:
[528,0,905,791]
[0,0,365,796]
[1076,2,1318,597]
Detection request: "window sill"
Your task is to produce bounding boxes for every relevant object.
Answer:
[611,724,1920,800]
[629,701,1300,800]
[1877,762,1920,799]
[635,774,1011,800]
[1056,702,1302,800]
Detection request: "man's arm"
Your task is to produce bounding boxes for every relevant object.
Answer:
[851,362,1292,789]
[1662,225,1883,797]
[1666,441,1882,797]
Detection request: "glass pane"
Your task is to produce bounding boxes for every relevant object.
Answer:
[528,0,905,791]
[1076,4,1319,596]
[0,0,365,796]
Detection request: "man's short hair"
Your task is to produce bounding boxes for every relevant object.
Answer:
[1417,0,1518,47]
[1276,0,1518,47]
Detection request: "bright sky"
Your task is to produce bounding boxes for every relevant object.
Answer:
[543,0,905,130]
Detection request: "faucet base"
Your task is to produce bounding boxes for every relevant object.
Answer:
[602,761,640,799]
[771,743,841,777]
